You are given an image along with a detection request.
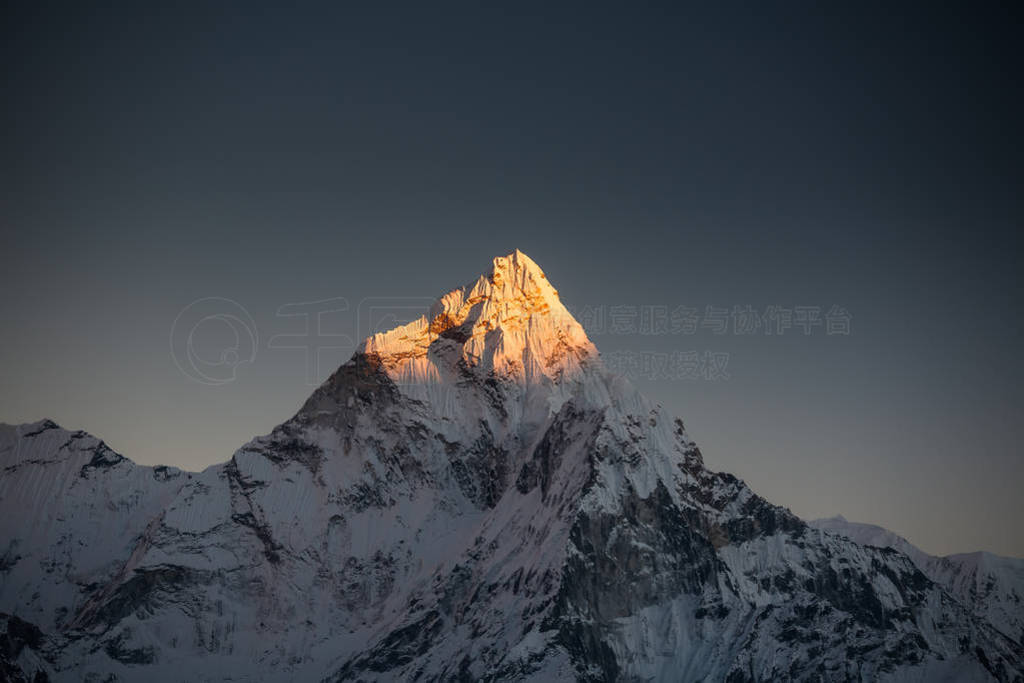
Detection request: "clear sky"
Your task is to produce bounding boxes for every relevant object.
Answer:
[2,3,1021,557]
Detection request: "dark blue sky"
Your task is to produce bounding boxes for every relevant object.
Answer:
[2,3,1021,556]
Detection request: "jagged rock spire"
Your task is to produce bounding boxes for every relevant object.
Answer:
[359,250,596,385]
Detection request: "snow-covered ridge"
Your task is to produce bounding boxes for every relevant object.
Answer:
[811,515,1024,646]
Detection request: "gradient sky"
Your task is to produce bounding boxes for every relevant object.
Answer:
[2,3,1021,557]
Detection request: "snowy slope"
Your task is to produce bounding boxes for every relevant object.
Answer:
[2,250,1022,682]
[811,516,1024,649]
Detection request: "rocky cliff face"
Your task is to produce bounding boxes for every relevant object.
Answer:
[2,251,1022,682]
[811,516,1024,657]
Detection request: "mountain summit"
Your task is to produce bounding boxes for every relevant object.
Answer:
[2,253,1022,682]
[360,249,595,385]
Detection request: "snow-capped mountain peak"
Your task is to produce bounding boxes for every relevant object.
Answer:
[3,253,1023,682]
[358,250,596,388]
